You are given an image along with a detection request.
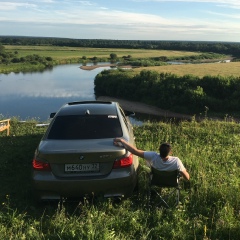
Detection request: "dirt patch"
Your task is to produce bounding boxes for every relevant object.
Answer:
[97,96,192,120]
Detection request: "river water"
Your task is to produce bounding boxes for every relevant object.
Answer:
[0,63,114,121]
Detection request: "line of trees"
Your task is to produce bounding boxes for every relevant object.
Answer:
[0,36,240,57]
[94,69,240,116]
[0,45,53,67]
[121,52,227,67]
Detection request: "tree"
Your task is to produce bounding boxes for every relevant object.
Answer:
[45,57,53,61]
[0,44,5,53]
[110,53,117,60]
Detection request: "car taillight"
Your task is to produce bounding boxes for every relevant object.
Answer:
[113,153,133,168]
[32,159,51,171]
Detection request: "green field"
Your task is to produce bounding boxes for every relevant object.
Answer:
[134,61,240,77]
[0,118,240,239]
[4,45,202,60]
[2,45,237,77]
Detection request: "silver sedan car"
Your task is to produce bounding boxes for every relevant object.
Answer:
[32,101,139,201]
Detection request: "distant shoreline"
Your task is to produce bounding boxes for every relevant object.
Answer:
[80,64,132,70]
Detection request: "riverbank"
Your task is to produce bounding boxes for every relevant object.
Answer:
[97,96,192,120]
[97,96,240,122]
[80,64,132,70]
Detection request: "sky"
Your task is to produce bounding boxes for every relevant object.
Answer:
[0,0,240,42]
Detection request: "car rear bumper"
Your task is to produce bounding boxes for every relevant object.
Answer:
[32,167,138,201]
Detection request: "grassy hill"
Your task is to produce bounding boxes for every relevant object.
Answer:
[0,117,240,239]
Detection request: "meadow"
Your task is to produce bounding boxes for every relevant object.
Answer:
[2,45,239,77]
[0,45,202,73]
[135,61,240,78]
[4,45,201,60]
[0,117,240,239]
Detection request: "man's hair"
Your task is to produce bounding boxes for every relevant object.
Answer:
[159,143,172,158]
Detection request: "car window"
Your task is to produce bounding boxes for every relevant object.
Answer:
[47,115,123,139]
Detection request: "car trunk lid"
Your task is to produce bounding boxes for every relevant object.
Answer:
[36,139,126,177]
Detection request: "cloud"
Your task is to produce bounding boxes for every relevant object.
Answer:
[78,1,94,6]
[0,0,239,41]
[2,6,237,32]
[0,2,37,10]
[133,0,239,4]
[133,0,240,9]
[206,10,240,19]
[0,4,170,25]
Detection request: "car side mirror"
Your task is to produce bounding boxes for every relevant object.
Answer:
[50,112,56,118]
[125,111,135,117]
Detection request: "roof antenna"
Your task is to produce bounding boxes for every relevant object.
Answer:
[85,109,90,115]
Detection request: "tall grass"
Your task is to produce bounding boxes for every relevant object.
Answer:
[134,62,240,77]
[0,62,50,74]
[0,118,240,239]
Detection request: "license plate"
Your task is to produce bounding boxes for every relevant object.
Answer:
[65,163,99,172]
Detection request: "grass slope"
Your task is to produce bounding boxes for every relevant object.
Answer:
[0,118,240,239]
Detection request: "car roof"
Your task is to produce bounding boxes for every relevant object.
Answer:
[56,101,119,116]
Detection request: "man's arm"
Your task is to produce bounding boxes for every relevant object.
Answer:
[180,169,190,181]
[113,138,144,158]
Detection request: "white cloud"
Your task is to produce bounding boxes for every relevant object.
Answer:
[0,0,239,41]
[133,0,239,4]
[206,10,240,19]
[78,1,94,6]
[133,0,240,9]
[0,2,36,10]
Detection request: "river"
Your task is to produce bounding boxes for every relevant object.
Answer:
[0,63,114,121]
[0,63,192,124]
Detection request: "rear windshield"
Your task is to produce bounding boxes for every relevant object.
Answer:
[47,115,123,139]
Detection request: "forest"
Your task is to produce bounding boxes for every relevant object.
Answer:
[0,36,240,58]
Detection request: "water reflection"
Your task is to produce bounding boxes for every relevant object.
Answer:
[0,64,112,121]
[0,63,179,124]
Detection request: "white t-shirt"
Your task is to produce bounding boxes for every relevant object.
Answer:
[143,151,186,172]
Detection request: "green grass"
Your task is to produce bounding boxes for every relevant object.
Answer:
[0,62,49,73]
[1,117,240,239]
[4,45,202,60]
[134,61,240,77]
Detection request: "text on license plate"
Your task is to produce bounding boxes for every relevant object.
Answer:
[65,163,99,172]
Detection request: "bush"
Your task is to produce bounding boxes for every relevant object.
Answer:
[94,69,240,116]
